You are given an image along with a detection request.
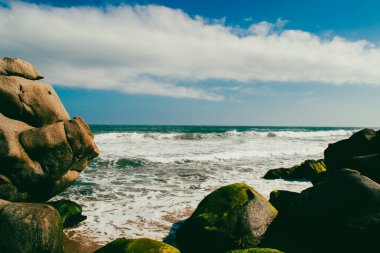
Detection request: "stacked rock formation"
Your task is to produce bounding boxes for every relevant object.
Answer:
[0,57,99,202]
[0,57,99,253]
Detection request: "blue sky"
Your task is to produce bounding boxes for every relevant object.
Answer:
[2,0,380,126]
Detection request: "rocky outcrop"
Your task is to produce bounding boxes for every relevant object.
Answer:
[324,128,380,183]
[0,57,44,80]
[95,238,180,253]
[261,169,380,253]
[263,159,326,183]
[48,199,87,228]
[0,57,98,202]
[0,199,63,253]
[176,183,278,253]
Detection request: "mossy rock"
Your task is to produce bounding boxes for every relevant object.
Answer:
[263,159,326,183]
[176,183,277,253]
[48,199,86,228]
[226,248,284,253]
[94,238,180,253]
[269,190,300,213]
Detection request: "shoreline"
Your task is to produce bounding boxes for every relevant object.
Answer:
[63,233,103,253]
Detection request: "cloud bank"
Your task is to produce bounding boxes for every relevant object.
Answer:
[1,1,380,100]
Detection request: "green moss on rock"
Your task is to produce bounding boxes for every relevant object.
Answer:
[226,248,284,253]
[94,238,180,253]
[176,183,277,253]
[48,199,86,228]
[263,159,326,183]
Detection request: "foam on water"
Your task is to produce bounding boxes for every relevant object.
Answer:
[56,126,356,244]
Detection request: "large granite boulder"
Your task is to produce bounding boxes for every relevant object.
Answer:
[261,169,380,253]
[0,75,70,127]
[176,183,278,253]
[0,57,98,202]
[263,159,326,184]
[324,128,380,183]
[95,238,180,253]
[0,57,44,80]
[0,199,63,253]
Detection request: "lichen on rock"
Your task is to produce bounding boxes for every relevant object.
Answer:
[176,183,278,253]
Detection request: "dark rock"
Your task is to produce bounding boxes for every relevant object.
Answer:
[261,169,380,253]
[324,128,380,183]
[94,238,180,253]
[226,248,284,253]
[269,190,300,213]
[0,200,63,253]
[263,159,326,183]
[48,199,87,228]
[176,183,278,253]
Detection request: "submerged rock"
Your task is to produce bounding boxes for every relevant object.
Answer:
[0,200,63,253]
[0,57,44,80]
[261,169,380,253]
[95,238,180,253]
[263,159,326,183]
[176,183,278,253]
[48,199,87,228]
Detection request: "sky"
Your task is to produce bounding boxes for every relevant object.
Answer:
[1,0,380,126]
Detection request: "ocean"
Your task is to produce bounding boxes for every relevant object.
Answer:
[57,125,358,244]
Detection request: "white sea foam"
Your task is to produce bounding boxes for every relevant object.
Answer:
[57,128,355,244]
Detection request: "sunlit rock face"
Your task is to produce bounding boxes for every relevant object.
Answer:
[0,57,99,202]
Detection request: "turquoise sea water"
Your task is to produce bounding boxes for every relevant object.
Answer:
[58,125,359,244]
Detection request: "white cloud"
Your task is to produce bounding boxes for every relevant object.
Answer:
[1,2,380,100]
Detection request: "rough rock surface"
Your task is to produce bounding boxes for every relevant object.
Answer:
[95,238,180,253]
[48,199,87,228]
[0,199,63,253]
[0,57,44,80]
[176,183,278,253]
[0,75,70,127]
[0,58,98,202]
[263,159,326,183]
[261,169,380,253]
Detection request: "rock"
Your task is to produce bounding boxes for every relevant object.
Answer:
[269,190,300,213]
[94,238,180,253]
[0,200,63,253]
[0,113,99,202]
[261,169,380,253]
[176,183,278,253]
[0,75,70,127]
[226,248,284,253]
[0,57,44,80]
[263,159,326,183]
[48,199,87,228]
[324,128,380,183]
